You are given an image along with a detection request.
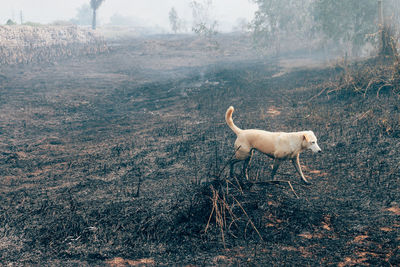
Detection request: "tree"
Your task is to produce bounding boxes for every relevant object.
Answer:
[312,0,378,56]
[70,4,92,26]
[190,0,219,49]
[169,7,179,34]
[190,0,218,38]
[377,0,398,57]
[250,0,314,54]
[90,0,105,30]
[6,19,17,25]
[251,0,400,57]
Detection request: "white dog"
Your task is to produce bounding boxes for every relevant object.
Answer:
[226,106,321,184]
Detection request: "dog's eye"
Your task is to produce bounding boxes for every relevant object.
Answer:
[311,141,316,144]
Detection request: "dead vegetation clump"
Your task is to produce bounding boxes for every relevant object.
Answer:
[311,54,400,100]
[0,25,108,65]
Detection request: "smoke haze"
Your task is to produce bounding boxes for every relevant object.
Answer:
[0,0,257,32]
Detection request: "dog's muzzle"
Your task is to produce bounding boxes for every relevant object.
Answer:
[310,144,321,153]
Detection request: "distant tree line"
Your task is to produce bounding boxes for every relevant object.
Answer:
[251,0,399,57]
[166,0,398,56]
[5,0,397,57]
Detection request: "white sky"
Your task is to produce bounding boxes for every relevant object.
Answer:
[0,0,257,31]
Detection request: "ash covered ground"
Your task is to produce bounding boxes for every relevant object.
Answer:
[0,34,399,266]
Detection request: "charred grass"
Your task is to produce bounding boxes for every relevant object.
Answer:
[0,42,399,265]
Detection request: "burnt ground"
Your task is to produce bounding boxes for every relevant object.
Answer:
[0,34,399,266]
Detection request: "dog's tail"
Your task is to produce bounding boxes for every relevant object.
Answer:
[225,106,242,135]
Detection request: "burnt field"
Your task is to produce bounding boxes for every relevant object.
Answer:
[0,35,399,266]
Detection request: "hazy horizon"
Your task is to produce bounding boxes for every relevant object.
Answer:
[0,0,257,32]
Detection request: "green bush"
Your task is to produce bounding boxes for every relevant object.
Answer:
[6,19,16,25]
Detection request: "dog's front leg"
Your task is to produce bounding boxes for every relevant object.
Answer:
[291,155,311,184]
[271,159,282,180]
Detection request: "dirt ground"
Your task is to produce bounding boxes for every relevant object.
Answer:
[0,34,399,266]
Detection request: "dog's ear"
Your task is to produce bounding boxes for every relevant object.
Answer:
[303,134,310,142]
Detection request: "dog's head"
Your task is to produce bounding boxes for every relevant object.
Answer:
[302,131,321,153]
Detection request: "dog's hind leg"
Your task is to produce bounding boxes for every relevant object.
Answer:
[271,159,282,180]
[229,159,241,177]
[291,154,311,184]
[232,144,251,179]
[242,157,250,180]
[242,149,255,180]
